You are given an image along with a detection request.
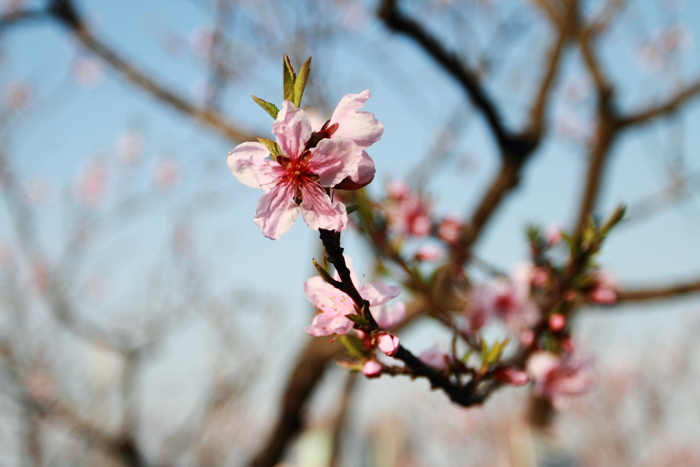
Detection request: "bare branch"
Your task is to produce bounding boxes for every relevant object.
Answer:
[616,278,700,302]
[617,79,700,128]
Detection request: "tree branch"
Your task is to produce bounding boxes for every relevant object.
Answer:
[617,79,700,128]
[616,278,700,302]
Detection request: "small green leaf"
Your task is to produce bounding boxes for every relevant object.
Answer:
[346,205,359,215]
[336,359,364,372]
[283,54,296,102]
[312,258,334,284]
[345,313,369,327]
[257,138,282,156]
[293,57,312,107]
[339,334,367,360]
[252,95,279,119]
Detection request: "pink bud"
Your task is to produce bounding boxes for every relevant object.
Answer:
[414,244,444,262]
[492,365,529,386]
[549,313,566,332]
[520,329,535,347]
[376,332,400,357]
[362,360,382,378]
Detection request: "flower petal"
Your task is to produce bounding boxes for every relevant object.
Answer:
[303,276,355,317]
[272,101,312,159]
[330,90,384,149]
[308,138,362,187]
[253,184,299,240]
[371,301,405,330]
[360,282,401,307]
[299,183,348,232]
[226,142,279,189]
[334,150,376,190]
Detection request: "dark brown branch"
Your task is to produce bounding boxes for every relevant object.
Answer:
[46,0,256,144]
[616,278,700,302]
[378,0,529,157]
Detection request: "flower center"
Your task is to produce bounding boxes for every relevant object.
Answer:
[279,151,319,204]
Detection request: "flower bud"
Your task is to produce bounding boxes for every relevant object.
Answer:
[362,360,383,378]
[548,313,566,332]
[376,332,400,357]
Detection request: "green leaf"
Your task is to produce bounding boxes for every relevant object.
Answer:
[346,205,359,215]
[293,57,312,107]
[252,95,279,119]
[339,335,367,360]
[257,138,282,156]
[345,313,369,327]
[312,258,334,284]
[283,54,296,102]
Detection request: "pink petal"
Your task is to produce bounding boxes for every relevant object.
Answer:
[303,276,355,317]
[305,310,354,336]
[226,142,279,189]
[492,365,529,386]
[376,332,400,357]
[419,348,448,371]
[362,360,383,378]
[330,90,384,149]
[359,281,401,307]
[371,301,405,330]
[526,351,560,381]
[334,150,376,190]
[272,101,313,159]
[299,182,348,232]
[253,184,299,240]
[308,138,361,187]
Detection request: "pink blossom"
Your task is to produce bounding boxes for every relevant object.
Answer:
[548,313,566,332]
[376,332,400,356]
[362,360,382,378]
[311,90,384,190]
[115,131,143,166]
[588,271,618,304]
[73,56,104,87]
[189,26,215,58]
[4,81,32,110]
[437,216,462,244]
[544,222,563,245]
[228,100,379,239]
[414,244,444,262]
[527,350,594,410]
[491,364,529,386]
[419,348,451,372]
[467,279,537,332]
[74,158,109,208]
[304,256,402,336]
[384,181,431,237]
[153,158,181,189]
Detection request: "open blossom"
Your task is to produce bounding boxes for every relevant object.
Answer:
[384,181,431,237]
[527,350,594,410]
[227,94,383,240]
[467,275,538,332]
[304,257,403,336]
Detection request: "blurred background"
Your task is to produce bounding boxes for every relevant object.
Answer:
[0,0,699,465]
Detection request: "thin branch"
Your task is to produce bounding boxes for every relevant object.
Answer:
[46,0,256,143]
[616,278,700,302]
[617,79,700,128]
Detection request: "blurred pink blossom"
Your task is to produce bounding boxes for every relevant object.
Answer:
[437,216,462,244]
[544,222,563,245]
[24,176,52,205]
[548,313,566,332]
[362,360,382,378]
[153,158,181,189]
[73,56,104,87]
[115,131,143,166]
[491,364,529,386]
[527,350,594,410]
[419,348,451,372]
[4,81,32,110]
[371,301,405,330]
[385,181,431,237]
[588,271,618,304]
[468,277,537,332]
[74,158,109,208]
[26,370,55,404]
[414,244,444,262]
[2,0,24,15]
[189,26,215,58]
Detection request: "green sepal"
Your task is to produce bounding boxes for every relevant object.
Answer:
[345,313,369,327]
[312,258,334,284]
[346,205,359,215]
[339,334,367,360]
[252,95,279,119]
[336,359,364,372]
[293,57,312,107]
[283,54,296,102]
[257,137,282,157]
